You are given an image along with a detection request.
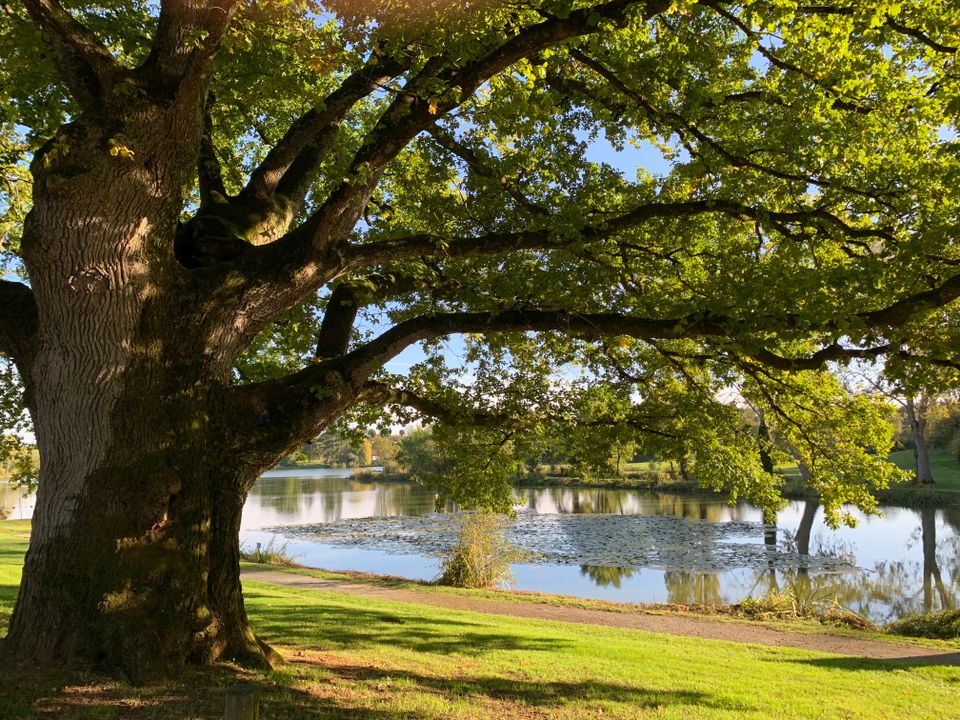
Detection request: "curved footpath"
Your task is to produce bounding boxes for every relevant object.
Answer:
[241,566,960,665]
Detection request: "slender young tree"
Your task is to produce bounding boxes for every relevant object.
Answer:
[0,0,959,678]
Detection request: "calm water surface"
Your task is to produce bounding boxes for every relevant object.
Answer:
[3,469,957,622]
[241,468,960,623]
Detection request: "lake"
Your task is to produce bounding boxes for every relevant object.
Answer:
[241,468,960,623]
[4,468,957,623]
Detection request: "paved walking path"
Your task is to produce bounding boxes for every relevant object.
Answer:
[241,566,960,665]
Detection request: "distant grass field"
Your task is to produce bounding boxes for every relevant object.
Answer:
[888,449,960,490]
[2,521,960,719]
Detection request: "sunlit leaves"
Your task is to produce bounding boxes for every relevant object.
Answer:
[3,0,960,516]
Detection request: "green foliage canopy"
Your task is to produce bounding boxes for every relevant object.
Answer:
[2,1,960,524]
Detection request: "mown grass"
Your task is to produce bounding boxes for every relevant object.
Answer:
[2,521,960,719]
[0,519,28,632]
[242,563,960,650]
[888,449,960,489]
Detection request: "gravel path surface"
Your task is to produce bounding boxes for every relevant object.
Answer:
[242,566,960,665]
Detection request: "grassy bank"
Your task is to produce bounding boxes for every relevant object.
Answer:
[515,452,960,507]
[2,521,960,719]
[302,452,960,507]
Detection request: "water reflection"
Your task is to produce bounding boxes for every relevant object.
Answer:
[243,469,454,529]
[240,472,960,621]
[0,482,33,520]
[580,565,636,589]
[664,571,723,605]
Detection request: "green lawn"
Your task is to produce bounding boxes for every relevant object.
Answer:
[888,449,960,490]
[2,521,960,719]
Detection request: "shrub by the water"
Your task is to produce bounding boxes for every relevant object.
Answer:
[240,537,299,567]
[887,610,960,639]
[736,587,876,630]
[436,511,526,589]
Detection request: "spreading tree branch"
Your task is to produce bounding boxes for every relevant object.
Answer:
[425,125,550,216]
[358,381,512,428]
[884,16,957,54]
[140,0,240,99]
[223,0,673,324]
[21,0,122,106]
[746,344,892,372]
[344,198,895,269]
[314,284,364,360]
[858,272,960,328]
[198,92,226,207]
[339,308,730,380]
[242,49,409,204]
[569,48,886,200]
[230,266,960,466]
[314,273,423,358]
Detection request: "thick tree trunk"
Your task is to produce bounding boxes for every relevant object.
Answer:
[5,103,287,680]
[196,466,280,669]
[906,395,934,485]
[6,376,277,680]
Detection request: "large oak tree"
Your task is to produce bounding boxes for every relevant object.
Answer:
[1,0,958,678]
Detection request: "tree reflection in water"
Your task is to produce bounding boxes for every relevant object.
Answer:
[761,501,959,621]
[580,565,635,589]
[242,474,960,621]
[664,571,723,605]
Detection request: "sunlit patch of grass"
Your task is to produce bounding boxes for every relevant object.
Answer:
[888,450,960,489]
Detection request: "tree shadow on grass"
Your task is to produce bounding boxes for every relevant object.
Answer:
[244,590,755,717]
[786,653,960,671]
[246,590,574,657]
[282,653,748,716]
[0,656,732,720]
[0,661,236,720]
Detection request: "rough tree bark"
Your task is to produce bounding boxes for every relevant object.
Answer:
[4,87,288,676]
